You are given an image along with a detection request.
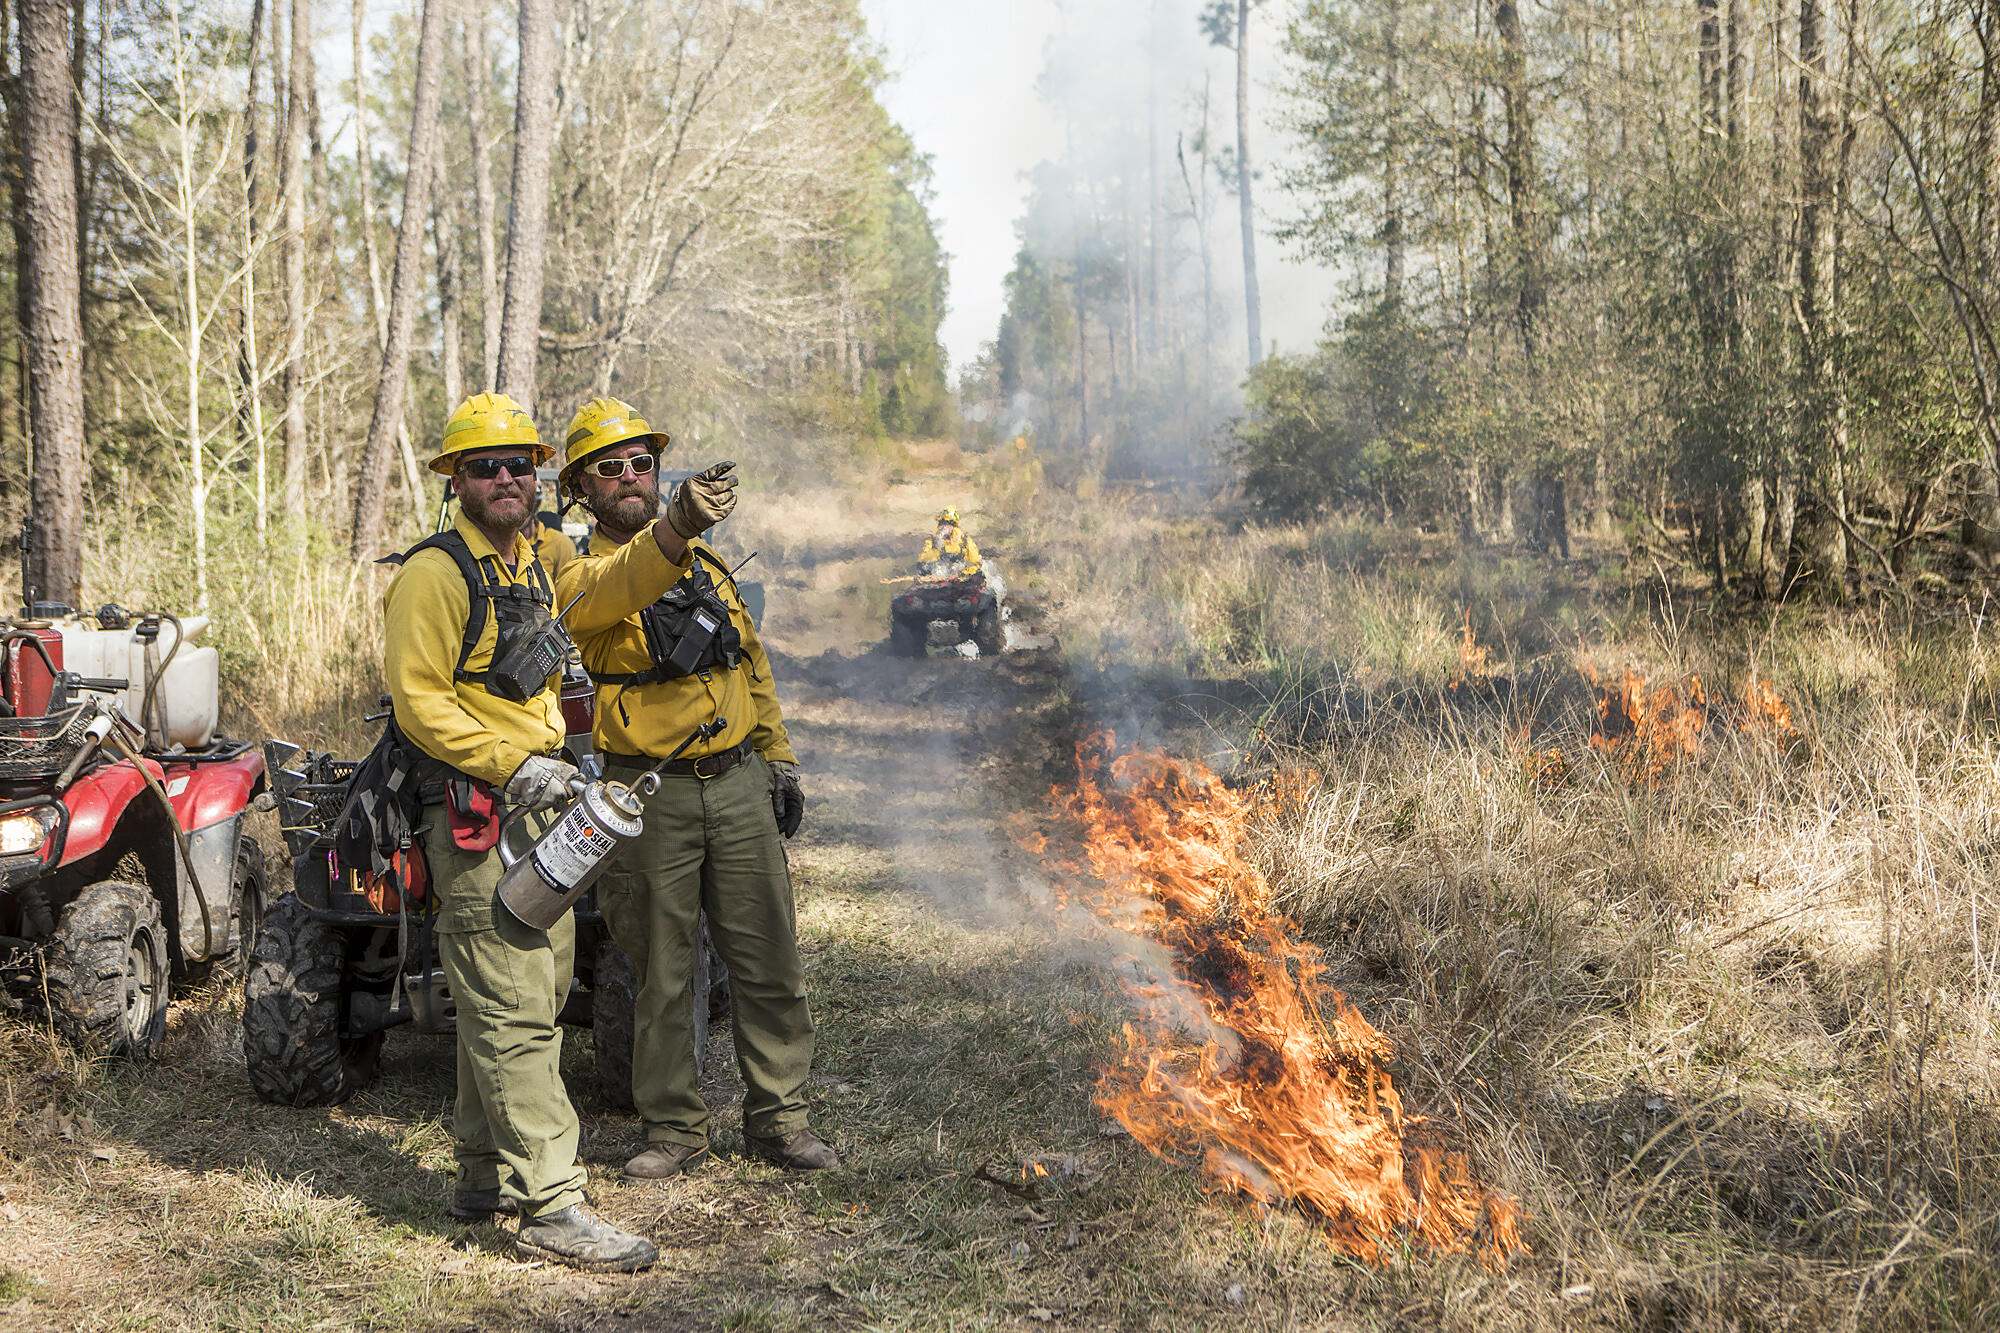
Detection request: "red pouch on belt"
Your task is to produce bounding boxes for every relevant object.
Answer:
[446,777,501,852]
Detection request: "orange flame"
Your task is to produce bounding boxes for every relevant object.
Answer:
[1044,732,1525,1268]
[1740,676,1795,737]
[1586,667,1707,780]
[1449,608,1493,688]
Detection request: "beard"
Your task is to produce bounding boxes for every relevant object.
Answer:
[460,483,530,534]
[586,485,659,537]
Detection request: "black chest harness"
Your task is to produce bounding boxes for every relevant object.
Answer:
[382,531,567,703]
[336,532,566,877]
[588,547,744,689]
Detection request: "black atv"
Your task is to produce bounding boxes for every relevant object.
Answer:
[241,691,723,1109]
[889,571,1003,658]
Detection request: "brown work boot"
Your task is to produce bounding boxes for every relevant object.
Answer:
[746,1128,840,1171]
[623,1141,712,1180]
[446,1186,521,1223]
[515,1204,658,1272]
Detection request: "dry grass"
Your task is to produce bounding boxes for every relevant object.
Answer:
[82,520,386,754]
[1014,484,2000,1329]
[10,445,1997,1328]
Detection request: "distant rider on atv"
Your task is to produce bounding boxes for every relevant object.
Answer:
[918,506,981,578]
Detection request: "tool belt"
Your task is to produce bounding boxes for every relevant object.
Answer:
[603,738,753,779]
[333,715,448,878]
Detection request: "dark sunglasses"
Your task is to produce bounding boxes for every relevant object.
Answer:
[458,454,536,481]
[587,453,658,480]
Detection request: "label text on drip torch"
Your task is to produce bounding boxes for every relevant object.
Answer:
[530,806,613,886]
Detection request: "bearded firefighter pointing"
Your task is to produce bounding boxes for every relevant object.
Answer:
[555,397,835,1181]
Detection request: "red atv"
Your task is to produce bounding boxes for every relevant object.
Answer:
[0,609,268,1055]
[889,570,1003,658]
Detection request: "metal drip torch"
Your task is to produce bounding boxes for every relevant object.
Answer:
[495,717,729,930]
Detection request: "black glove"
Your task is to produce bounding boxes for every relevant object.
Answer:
[768,760,804,838]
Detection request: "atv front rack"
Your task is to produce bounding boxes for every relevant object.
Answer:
[0,705,97,782]
[264,742,357,857]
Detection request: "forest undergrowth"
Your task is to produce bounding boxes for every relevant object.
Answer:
[1014,486,2000,1328]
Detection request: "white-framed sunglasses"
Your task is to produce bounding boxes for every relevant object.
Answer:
[587,453,659,480]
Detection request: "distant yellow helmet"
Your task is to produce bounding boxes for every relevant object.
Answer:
[560,396,670,486]
[936,506,959,524]
[432,392,548,474]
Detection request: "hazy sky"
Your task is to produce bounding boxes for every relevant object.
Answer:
[860,0,1338,375]
[859,0,1067,373]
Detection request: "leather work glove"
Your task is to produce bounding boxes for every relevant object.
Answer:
[504,755,580,812]
[664,459,739,540]
[768,759,805,838]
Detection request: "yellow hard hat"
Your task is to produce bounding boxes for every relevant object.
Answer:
[432,392,548,474]
[937,506,959,524]
[560,396,669,485]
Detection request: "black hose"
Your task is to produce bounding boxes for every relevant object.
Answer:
[104,723,216,959]
[137,612,183,748]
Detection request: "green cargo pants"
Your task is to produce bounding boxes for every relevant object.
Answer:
[598,751,814,1148]
[422,808,588,1219]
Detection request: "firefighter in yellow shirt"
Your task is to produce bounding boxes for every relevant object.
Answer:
[524,510,577,579]
[554,396,835,1180]
[918,505,981,577]
[381,392,656,1272]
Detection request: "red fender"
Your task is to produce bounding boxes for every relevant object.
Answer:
[166,750,265,834]
[58,749,265,867]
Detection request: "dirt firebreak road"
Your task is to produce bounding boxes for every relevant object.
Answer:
[0,451,1403,1331]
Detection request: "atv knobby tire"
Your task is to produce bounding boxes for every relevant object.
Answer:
[227,837,269,975]
[972,605,1004,657]
[45,880,169,1057]
[242,893,383,1106]
[189,836,269,984]
[890,614,927,657]
[592,928,718,1109]
[591,938,638,1110]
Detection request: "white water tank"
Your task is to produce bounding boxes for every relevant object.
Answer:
[54,614,220,749]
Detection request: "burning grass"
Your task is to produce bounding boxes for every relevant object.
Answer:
[1018,485,2000,1328]
[1035,731,1524,1269]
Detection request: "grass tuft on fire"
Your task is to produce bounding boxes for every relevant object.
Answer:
[1011,481,2000,1328]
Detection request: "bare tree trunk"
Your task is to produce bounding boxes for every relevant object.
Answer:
[435,192,464,410]
[496,0,555,415]
[1146,0,1163,359]
[1382,0,1404,306]
[2,0,32,485]
[1071,167,1090,449]
[1970,1,2000,560]
[350,0,426,533]
[462,14,501,391]
[237,0,268,538]
[67,0,87,382]
[353,0,387,346]
[1234,0,1262,367]
[1494,0,1564,556]
[279,0,310,518]
[1795,0,1842,594]
[19,0,84,607]
[351,0,451,555]
[1177,101,1215,411]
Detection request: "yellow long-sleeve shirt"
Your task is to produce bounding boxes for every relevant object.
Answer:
[383,513,564,788]
[918,528,982,576]
[556,523,798,765]
[529,519,577,579]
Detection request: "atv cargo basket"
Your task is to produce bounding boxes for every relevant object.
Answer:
[274,755,361,857]
[0,705,96,782]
